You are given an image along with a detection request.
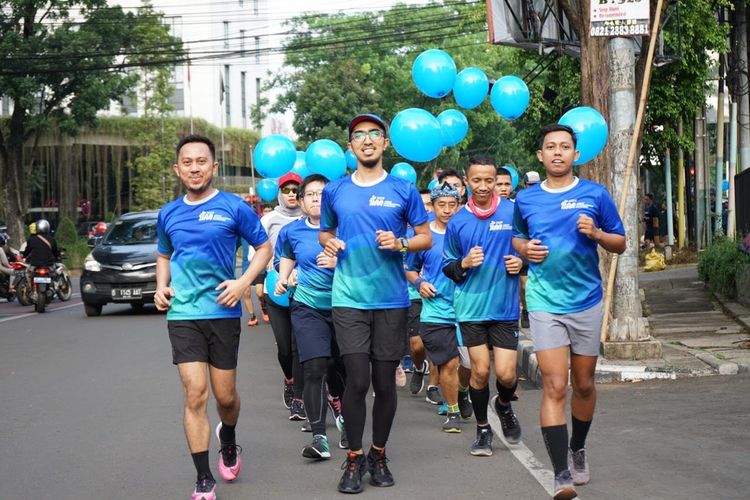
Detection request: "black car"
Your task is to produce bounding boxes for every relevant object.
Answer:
[80,210,159,317]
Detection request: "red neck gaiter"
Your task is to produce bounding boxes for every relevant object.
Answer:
[467,192,500,219]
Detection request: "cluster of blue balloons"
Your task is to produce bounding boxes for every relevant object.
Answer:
[558,107,608,166]
[389,107,470,163]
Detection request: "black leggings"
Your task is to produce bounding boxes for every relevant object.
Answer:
[265,295,303,398]
[303,357,329,436]
[341,353,399,451]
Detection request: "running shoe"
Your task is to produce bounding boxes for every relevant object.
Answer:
[401,354,414,372]
[327,394,344,431]
[395,364,407,387]
[339,427,349,449]
[470,426,494,456]
[458,391,473,419]
[442,412,461,433]
[247,314,258,327]
[553,469,578,500]
[436,402,448,415]
[409,361,426,395]
[520,309,530,329]
[338,452,367,494]
[568,448,590,485]
[289,398,306,421]
[302,434,331,460]
[215,423,242,482]
[283,379,294,409]
[366,447,394,487]
[425,385,443,405]
[492,395,522,444]
[300,419,312,432]
[191,476,216,500]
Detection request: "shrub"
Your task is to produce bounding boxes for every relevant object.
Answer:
[55,217,78,247]
[698,237,750,298]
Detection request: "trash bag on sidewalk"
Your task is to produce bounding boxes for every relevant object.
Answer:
[644,248,666,272]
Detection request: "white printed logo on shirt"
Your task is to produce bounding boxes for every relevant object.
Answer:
[198,210,231,222]
[369,195,401,208]
[489,220,512,231]
[560,199,594,210]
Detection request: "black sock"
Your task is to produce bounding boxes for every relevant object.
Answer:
[191,451,213,481]
[495,379,517,406]
[541,425,569,475]
[219,422,236,445]
[570,415,592,452]
[469,385,490,425]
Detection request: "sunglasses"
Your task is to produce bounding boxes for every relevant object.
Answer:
[280,186,298,195]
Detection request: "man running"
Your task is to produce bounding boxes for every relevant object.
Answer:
[406,182,465,433]
[443,155,524,457]
[320,113,431,494]
[513,124,625,499]
[275,173,347,459]
[155,135,272,500]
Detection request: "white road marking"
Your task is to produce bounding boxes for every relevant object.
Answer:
[0,298,82,323]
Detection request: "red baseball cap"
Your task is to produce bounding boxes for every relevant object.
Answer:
[348,113,388,137]
[279,172,302,187]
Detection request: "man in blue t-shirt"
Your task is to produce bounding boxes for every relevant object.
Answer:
[320,113,431,494]
[155,135,272,500]
[442,155,524,458]
[513,123,625,500]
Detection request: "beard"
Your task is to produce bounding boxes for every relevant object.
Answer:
[186,179,212,196]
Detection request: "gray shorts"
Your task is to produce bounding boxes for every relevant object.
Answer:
[528,301,603,356]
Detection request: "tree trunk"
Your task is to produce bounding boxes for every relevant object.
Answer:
[115,147,123,216]
[2,107,29,247]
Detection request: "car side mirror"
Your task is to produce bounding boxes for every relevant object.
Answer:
[87,236,103,249]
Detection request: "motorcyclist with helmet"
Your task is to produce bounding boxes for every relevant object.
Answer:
[23,219,60,284]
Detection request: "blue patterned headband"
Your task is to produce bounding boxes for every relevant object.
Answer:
[430,182,460,202]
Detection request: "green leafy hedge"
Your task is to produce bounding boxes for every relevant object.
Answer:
[698,237,750,298]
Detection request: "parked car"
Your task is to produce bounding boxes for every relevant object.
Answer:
[80,211,158,317]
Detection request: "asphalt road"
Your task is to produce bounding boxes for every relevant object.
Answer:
[1,295,749,500]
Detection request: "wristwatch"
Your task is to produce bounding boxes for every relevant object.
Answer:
[399,237,409,252]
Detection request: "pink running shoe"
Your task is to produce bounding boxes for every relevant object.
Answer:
[215,422,243,481]
[191,476,216,500]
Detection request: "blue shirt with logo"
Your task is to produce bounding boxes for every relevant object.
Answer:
[443,200,520,322]
[276,217,334,311]
[321,173,429,309]
[407,224,455,324]
[513,178,625,314]
[157,190,268,320]
[404,226,422,301]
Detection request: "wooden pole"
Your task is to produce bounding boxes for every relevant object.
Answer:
[601,0,665,343]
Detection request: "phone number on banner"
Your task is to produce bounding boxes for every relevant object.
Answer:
[590,20,649,37]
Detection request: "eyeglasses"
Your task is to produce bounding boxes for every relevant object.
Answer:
[280,186,298,195]
[350,129,385,142]
[303,190,323,199]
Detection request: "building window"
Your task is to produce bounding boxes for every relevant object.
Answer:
[255,36,260,64]
[223,21,229,49]
[224,65,231,125]
[241,72,247,129]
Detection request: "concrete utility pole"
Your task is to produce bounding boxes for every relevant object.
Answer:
[604,36,653,356]
[677,118,686,248]
[736,0,750,171]
[715,59,726,236]
[664,148,674,247]
[695,111,705,251]
[728,102,738,238]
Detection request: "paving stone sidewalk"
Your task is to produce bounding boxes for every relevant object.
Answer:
[517,263,750,385]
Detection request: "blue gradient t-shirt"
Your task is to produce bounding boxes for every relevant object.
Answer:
[513,177,625,314]
[321,172,429,309]
[443,199,520,322]
[404,226,422,301]
[276,217,334,311]
[407,224,455,324]
[157,190,268,320]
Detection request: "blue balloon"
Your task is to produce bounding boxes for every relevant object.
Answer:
[257,178,278,202]
[490,75,530,120]
[390,108,444,162]
[391,162,417,184]
[501,165,519,191]
[345,149,357,169]
[454,67,489,109]
[412,49,457,99]
[428,178,439,190]
[264,269,289,307]
[437,109,469,147]
[722,179,729,192]
[306,139,347,180]
[558,107,608,165]
[291,151,311,178]
[253,135,296,178]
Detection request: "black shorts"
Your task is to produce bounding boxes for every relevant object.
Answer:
[408,300,423,338]
[332,307,407,361]
[459,320,519,350]
[290,300,336,363]
[252,270,267,286]
[419,322,459,366]
[168,318,241,369]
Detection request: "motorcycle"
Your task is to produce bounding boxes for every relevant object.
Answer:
[30,255,72,313]
[11,259,32,306]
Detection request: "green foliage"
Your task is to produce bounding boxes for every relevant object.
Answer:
[55,217,78,247]
[64,239,93,271]
[697,237,750,298]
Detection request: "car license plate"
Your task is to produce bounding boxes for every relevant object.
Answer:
[112,288,142,300]
[34,277,52,284]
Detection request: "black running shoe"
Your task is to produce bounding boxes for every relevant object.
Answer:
[366,447,394,487]
[493,395,522,444]
[458,390,473,419]
[470,426,494,456]
[425,385,443,405]
[283,379,294,409]
[338,452,367,494]
[289,398,306,421]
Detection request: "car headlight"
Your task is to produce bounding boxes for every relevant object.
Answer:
[84,253,101,272]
